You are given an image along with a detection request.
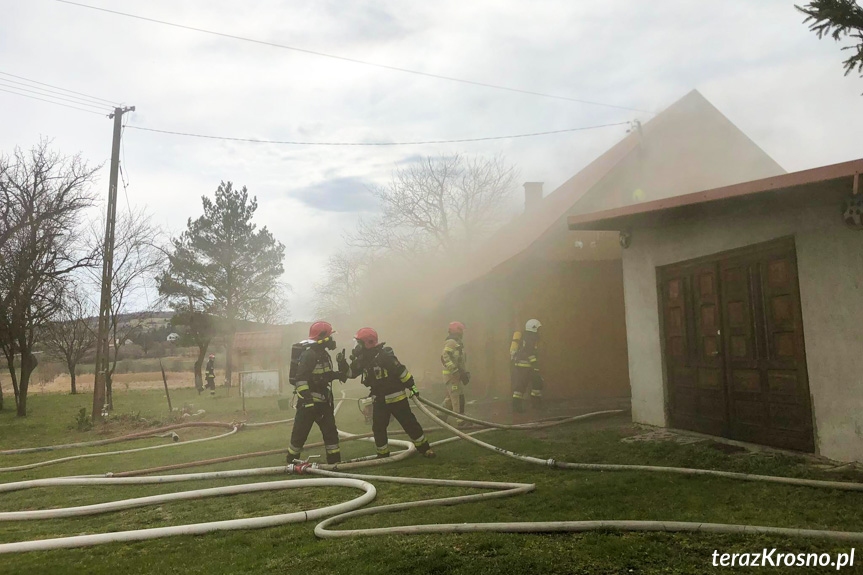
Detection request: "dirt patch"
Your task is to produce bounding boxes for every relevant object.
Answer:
[620,428,707,446]
[0,370,220,396]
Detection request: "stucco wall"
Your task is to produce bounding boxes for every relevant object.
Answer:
[622,196,863,462]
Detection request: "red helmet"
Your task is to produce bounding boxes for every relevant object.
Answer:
[448,321,465,335]
[354,327,379,349]
[309,321,335,342]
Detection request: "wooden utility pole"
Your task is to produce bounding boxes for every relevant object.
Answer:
[92,105,135,422]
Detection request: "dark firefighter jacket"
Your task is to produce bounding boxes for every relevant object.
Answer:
[294,345,340,404]
[512,332,540,372]
[346,346,415,403]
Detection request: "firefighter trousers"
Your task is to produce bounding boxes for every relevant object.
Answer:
[443,374,465,416]
[372,397,430,457]
[288,401,341,463]
[511,366,542,412]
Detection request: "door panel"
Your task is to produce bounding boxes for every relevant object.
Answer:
[660,237,814,452]
[661,265,727,437]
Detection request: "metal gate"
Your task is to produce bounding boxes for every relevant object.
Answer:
[659,237,814,452]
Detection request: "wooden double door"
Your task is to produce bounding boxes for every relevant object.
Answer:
[659,237,814,452]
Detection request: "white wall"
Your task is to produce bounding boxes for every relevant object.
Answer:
[622,195,863,462]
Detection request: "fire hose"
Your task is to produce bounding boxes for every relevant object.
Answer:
[0,394,861,554]
[412,396,863,491]
[0,423,239,473]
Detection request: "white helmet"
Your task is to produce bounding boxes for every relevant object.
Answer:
[525,319,542,333]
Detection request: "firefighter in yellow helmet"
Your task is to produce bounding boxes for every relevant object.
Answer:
[511,319,543,413]
[441,321,469,425]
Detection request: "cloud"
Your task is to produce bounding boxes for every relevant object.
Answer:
[289,176,377,212]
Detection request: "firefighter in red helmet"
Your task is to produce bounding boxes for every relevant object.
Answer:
[287,321,344,464]
[441,321,469,425]
[338,327,436,458]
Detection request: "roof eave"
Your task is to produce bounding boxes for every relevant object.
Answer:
[567,158,863,232]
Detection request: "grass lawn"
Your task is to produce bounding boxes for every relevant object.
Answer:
[0,384,861,574]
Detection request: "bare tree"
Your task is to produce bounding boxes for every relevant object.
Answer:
[42,287,97,394]
[0,140,98,416]
[347,154,518,258]
[314,250,369,318]
[253,282,293,325]
[88,208,164,410]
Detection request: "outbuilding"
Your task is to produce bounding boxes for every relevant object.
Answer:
[568,160,863,461]
[421,90,785,405]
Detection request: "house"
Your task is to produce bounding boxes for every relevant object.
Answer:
[417,90,785,405]
[568,160,863,462]
[166,332,180,342]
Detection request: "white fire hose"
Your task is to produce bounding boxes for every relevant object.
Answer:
[0,393,861,554]
[413,396,863,491]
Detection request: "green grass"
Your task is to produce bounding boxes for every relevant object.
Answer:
[0,385,861,574]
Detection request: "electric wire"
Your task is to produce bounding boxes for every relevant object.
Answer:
[0,70,120,106]
[0,77,115,109]
[126,121,630,147]
[0,87,107,116]
[0,81,111,112]
[53,0,653,114]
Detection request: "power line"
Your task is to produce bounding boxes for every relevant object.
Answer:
[54,0,653,114]
[125,121,630,147]
[0,76,116,108]
[0,70,119,106]
[0,86,107,116]
[0,80,112,111]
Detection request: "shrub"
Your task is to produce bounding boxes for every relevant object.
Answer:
[74,408,92,432]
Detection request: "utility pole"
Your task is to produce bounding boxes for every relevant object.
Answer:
[92,105,135,422]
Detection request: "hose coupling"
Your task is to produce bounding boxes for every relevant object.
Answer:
[291,455,320,475]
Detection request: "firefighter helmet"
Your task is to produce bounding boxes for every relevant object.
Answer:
[309,321,335,342]
[525,319,542,333]
[354,327,379,349]
[448,321,465,336]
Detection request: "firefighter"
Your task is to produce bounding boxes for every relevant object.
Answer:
[204,353,216,396]
[338,327,435,459]
[287,321,344,465]
[441,321,469,426]
[511,319,543,413]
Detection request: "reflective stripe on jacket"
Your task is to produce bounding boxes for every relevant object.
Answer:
[441,336,466,376]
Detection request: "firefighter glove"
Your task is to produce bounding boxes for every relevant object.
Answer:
[337,349,350,372]
[460,371,471,385]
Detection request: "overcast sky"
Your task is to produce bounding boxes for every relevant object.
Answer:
[2,0,862,320]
